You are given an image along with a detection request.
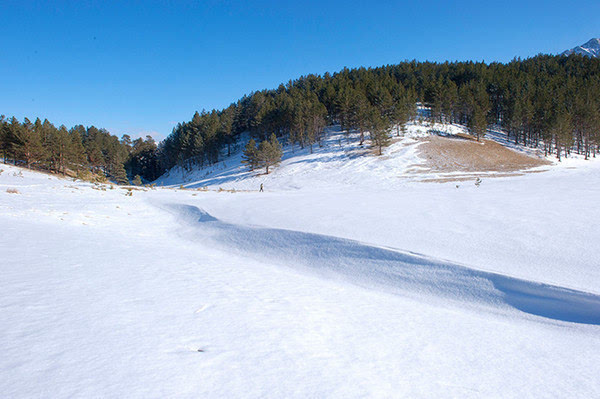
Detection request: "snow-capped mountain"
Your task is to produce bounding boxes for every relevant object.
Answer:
[561,38,600,58]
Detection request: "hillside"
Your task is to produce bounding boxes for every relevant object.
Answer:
[156,120,551,190]
[4,55,600,186]
[158,55,600,183]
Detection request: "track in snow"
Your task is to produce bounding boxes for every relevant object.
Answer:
[169,204,600,326]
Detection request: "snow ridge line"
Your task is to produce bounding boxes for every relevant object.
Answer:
[165,203,600,326]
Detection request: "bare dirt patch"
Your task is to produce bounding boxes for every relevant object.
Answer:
[417,135,550,174]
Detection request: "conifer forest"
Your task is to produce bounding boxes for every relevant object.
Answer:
[3,54,600,182]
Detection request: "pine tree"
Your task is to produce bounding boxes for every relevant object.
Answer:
[369,111,391,155]
[469,104,488,142]
[46,125,70,174]
[120,134,132,150]
[0,115,8,163]
[389,84,411,136]
[551,110,572,161]
[242,138,258,170]
[68,127,87,170]
[111,161,129,185]
[87,144,104,173]
[13,118,46,168]
[257,134,282,174]
[349,92,370,145]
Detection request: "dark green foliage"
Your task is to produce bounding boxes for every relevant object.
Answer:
[243,135,283,174]
[0,116,157,183]
[111,161,129,185]
[124,136,161,182]
[368,111,391,155]
[160,54,600,168]
[4,54,600,179]
[242,138,259,170]
[257,134,283,174]
[68,125,88,169]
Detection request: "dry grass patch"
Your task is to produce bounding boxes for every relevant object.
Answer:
[6,188,20,194]
[417,135,550,174]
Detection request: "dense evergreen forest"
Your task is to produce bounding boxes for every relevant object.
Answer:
[3,54,600,184]
[0,116,161,183]
[162,54,600,171]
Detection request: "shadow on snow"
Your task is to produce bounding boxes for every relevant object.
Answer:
[170,204,600,326]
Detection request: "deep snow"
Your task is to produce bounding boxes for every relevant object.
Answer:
[1,132,600,397]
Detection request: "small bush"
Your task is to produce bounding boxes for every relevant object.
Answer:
[6,188,20,194]
[132,175,143,186]
[95,174,108,183]
[76,169,96,183]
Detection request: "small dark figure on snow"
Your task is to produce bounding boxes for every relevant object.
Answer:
[475,177,482,187]
[259,183,264,192]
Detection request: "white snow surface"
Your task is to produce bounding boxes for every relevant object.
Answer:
[1,135,600,397]
[156,123,477,191]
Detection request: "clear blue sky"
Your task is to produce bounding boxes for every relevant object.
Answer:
[1,0,598,140]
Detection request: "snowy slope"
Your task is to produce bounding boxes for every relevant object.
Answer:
[156,121,547,192]
[2,146,600,397]
[561,38,600,57]
[156,125,428,191]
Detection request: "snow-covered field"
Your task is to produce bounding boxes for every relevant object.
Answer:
[1,132,600,397]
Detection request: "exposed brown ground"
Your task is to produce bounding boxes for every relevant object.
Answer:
[416,135,550,176]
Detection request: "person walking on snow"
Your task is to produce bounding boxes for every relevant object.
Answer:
[259,183,264,192]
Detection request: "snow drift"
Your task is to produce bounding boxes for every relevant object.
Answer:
[170,204,600,325]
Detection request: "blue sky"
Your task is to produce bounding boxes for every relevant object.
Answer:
[1,0,598,140]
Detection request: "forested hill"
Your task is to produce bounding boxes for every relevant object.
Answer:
[163,54,600,173]
[3,54,600,185]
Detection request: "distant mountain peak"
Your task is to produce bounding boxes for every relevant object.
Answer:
[562,38,600,58]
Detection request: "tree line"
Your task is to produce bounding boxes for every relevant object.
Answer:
[161,54,600,171]
[4,54,600,183]
[0,116,162,183]
[161,67,417,171]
